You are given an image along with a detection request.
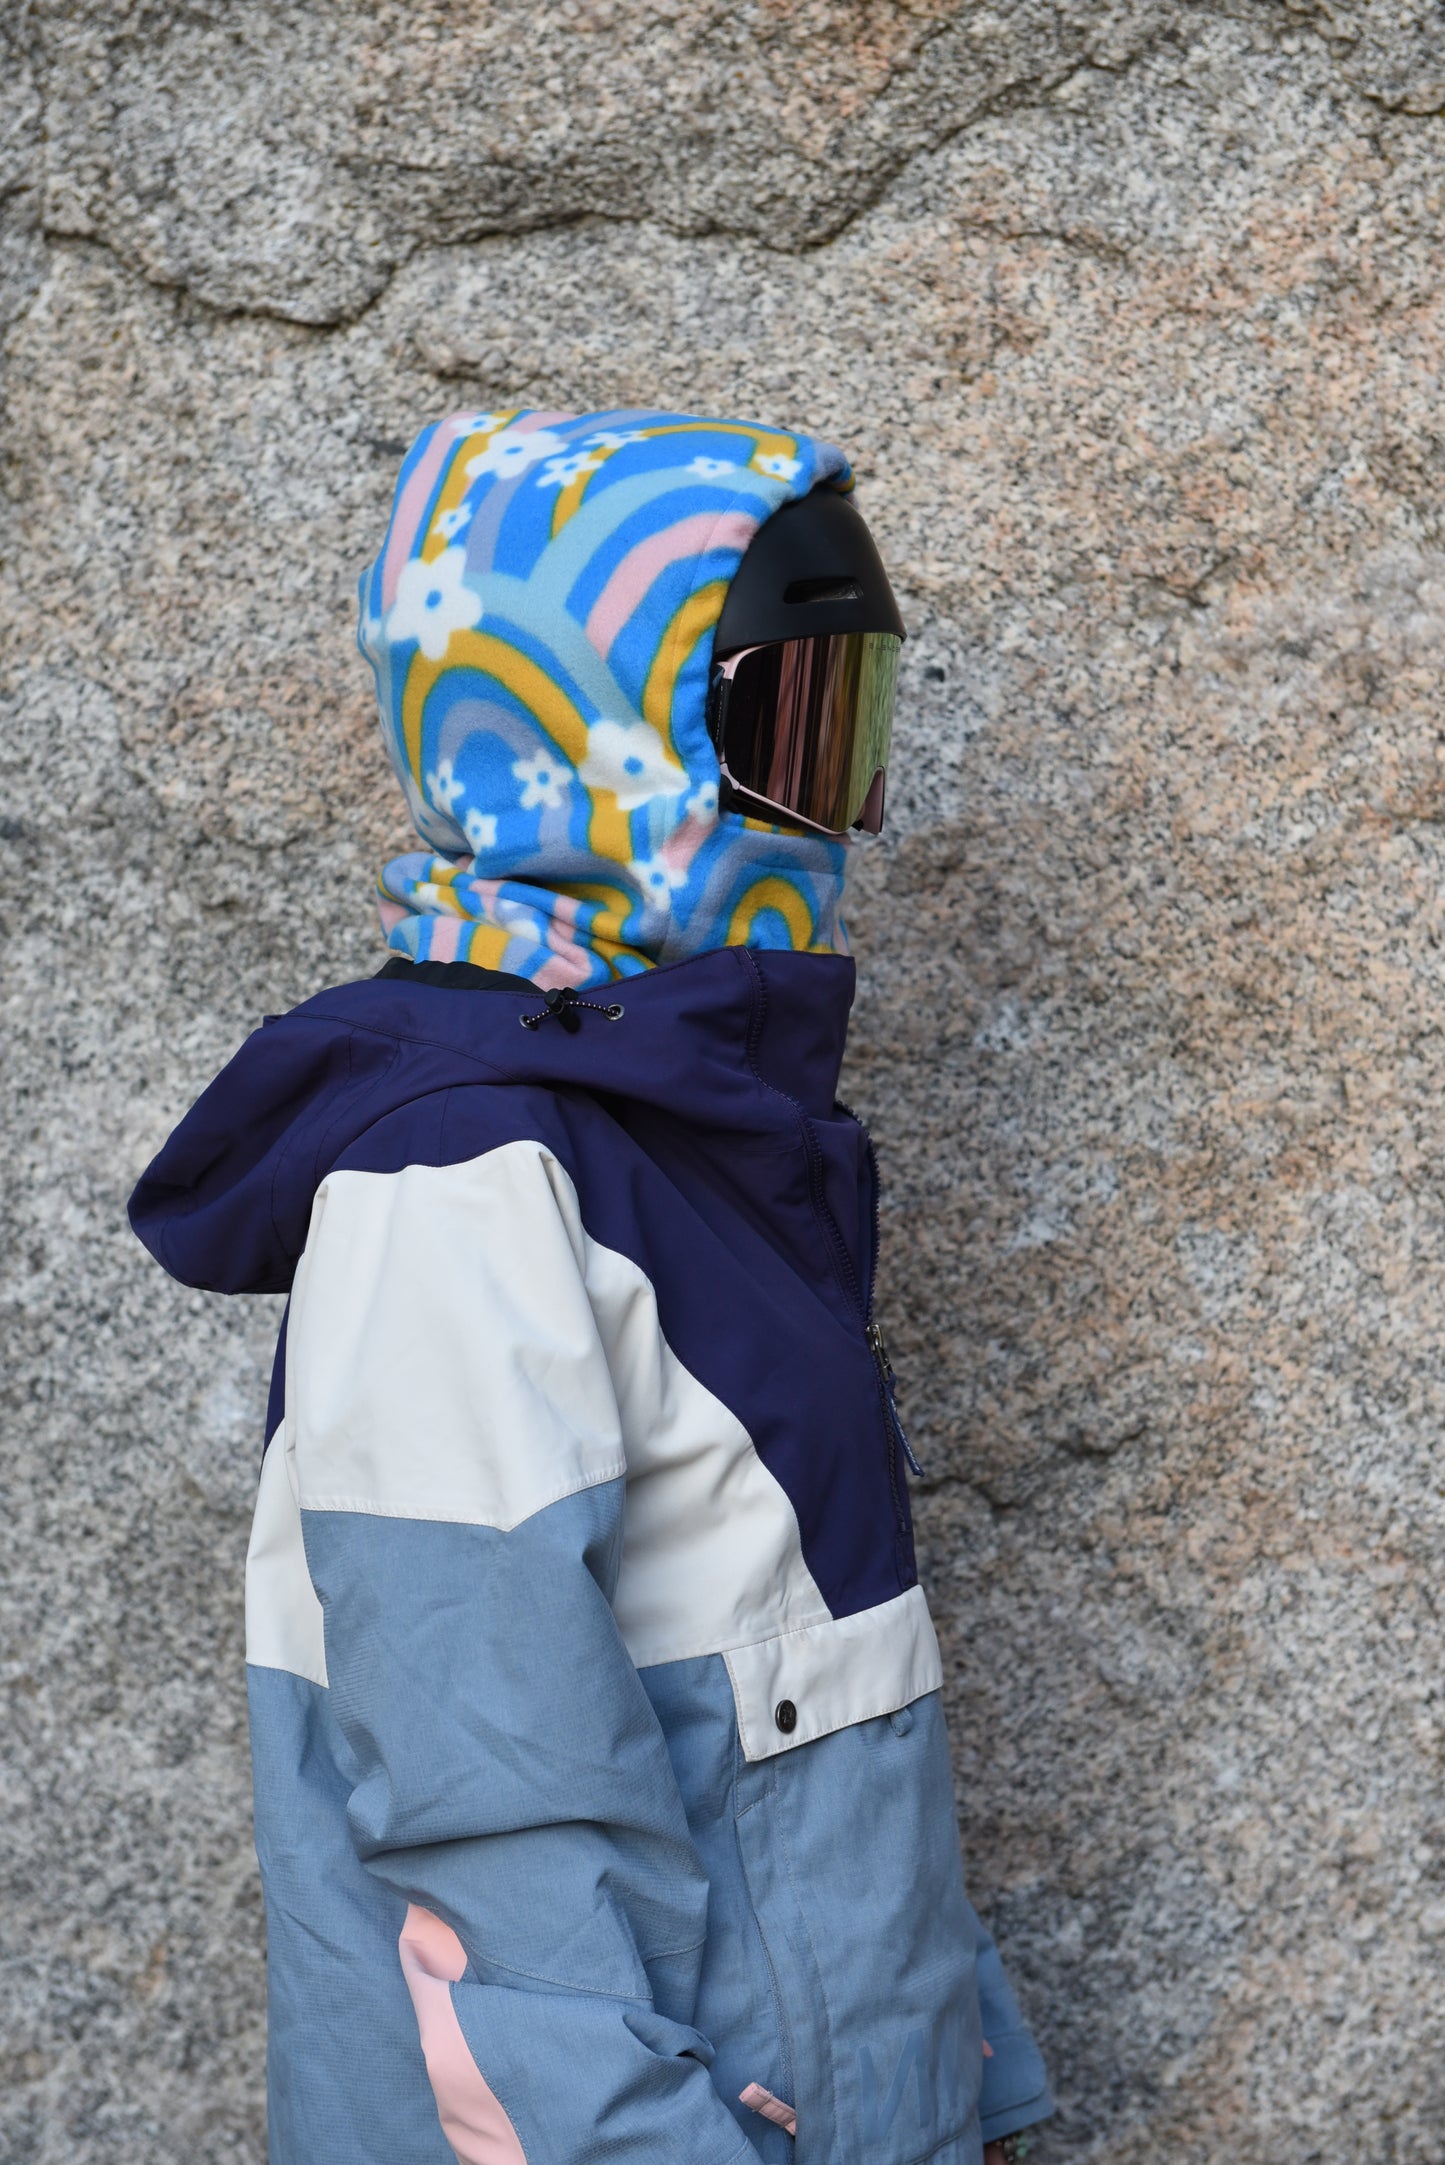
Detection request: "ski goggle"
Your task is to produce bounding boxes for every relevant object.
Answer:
[708,632,902,837]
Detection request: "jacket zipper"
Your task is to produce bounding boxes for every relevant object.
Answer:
[845,1103,926,1481]
[865,1318,925,1479]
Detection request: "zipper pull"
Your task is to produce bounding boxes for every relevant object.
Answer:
[867,1321,926,1478]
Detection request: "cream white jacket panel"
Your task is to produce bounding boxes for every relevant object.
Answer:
[276,1139,846,1681]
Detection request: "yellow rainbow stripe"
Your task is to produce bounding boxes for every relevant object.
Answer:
[727,875,817,951]
[642,579,728,745]
[422,414,520,556]
[630,419,799,468]
[547,419,807,542]
[458,921,520,971]
[548,445,611,537]
[402,631,629,863]
[549,879,640,947]
[402,629,591,768]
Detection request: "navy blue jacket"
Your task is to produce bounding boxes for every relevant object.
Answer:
[131,947,1052,2165]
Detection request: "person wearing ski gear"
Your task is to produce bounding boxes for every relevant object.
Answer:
[130,409,1053,2165]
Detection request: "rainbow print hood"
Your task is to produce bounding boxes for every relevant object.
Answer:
[358,408,856,988]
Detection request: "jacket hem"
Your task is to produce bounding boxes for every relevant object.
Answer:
[978,2086,1056,2145]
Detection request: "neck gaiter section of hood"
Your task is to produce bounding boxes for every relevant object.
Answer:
[358,409,855,988]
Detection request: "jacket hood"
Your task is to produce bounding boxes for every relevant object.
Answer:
[358,408,857,991]
[129,949,856,1299]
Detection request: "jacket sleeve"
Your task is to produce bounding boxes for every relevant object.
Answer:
[969,1899,1055,2146]
[286,1133,753,2165]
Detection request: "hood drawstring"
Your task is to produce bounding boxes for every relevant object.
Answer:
[519,986,626,1034]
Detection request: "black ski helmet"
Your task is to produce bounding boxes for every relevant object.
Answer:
[714,485,905,654]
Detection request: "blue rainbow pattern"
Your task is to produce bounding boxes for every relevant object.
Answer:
[357,408,855,986]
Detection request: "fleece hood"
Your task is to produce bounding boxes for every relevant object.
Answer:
[358,408,856,989]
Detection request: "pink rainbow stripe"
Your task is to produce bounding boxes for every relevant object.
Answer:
[659,815,709,882]
[534,953,592,991]
[379,413,575,611]
[539,909,596,988]
[398,1907,527,2165]
[380,427,460,610]
[425,917,464,962]
[585,511,759,657]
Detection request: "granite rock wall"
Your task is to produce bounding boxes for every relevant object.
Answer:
[4,5,1445,2159]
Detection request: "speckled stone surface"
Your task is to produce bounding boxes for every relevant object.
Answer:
[4,6,1445,2160]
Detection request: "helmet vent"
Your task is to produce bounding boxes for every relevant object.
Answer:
[784,575,863,605]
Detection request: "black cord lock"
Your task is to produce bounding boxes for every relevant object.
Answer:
[519,986,626,1033]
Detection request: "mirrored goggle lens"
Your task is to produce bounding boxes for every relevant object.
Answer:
[715,632,901,835]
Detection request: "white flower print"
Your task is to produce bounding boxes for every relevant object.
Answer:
[512,751,572,812]
[465,427,570,481]
[578,719,687,810]
[425,756,466,812]
[435,502,473,540]
[685,780,720,825]
[687,456,736,481]
[386,548,483,661]
[584,430,648,450]
[630,854,688,901]
[447,411,503,437]
[415,880,463,914]
[536,450,604,490]
[465,808,498,853]
[753,451,803,481]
